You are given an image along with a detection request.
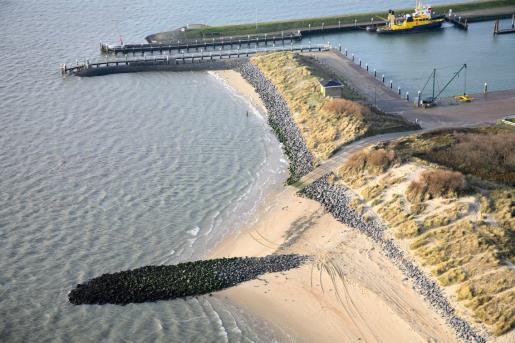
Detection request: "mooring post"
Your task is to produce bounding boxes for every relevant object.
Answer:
[512,13,515,29]
[417,91,421,107]
[406,92,409,102]
[448,9,452,18]
[322,22,325,31]
[354,19,357,28]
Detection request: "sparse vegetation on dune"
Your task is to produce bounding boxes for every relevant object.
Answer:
[406,170,467,203]
[251,52,418,160]
[391,127,515,186]
[335,127,515,336]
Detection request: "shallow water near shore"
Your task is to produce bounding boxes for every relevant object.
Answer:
[0,0,510,341]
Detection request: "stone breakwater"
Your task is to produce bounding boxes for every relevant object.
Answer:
[239,63,315,184]
[69,255,308,305]
[300,176,486,343]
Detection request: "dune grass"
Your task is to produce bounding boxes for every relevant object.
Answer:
[390,127,515,186]
[251,52,417,160]
[334,127,515,335]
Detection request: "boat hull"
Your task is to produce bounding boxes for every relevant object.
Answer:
[377,20,443,34]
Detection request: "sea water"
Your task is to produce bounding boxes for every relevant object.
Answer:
[0,0,509,341]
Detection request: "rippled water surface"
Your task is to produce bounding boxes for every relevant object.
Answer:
[0,0,504,342]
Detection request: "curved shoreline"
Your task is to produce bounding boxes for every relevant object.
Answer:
[239,63,315,184]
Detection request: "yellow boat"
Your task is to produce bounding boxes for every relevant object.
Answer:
[377,1,445,34]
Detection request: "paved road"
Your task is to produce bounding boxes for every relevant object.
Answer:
[306,50,515,129]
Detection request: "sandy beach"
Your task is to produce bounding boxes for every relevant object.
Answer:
[210,70,458,342]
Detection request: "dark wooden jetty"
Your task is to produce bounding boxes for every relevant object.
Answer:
[493,14,515,34]
[62,44,330,77]
[102,32,302,55]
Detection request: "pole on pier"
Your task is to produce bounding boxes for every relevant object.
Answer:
[359,58,362,66]
[374,69,377,78]
[382,74,385,83]
[354,19,357,28]
[308,23,311,34]
[398,86,401,95]
[494,19,499,35]
[345,48,348,56]
[484,82,488,96]
[322,22,325,31]
[417,91,421,107]
[352,53,354,61]
[512,13,515,29]
[390,80,393,89]
[406,92,409,102]
[338,20,341,29]
[366,63,368,71]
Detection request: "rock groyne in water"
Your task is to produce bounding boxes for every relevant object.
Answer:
[240,63,315,183]
[300,176,486,343]
[69,255,308,306]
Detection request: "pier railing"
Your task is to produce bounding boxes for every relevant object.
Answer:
[102,32,303,55]
[61,44,331,76]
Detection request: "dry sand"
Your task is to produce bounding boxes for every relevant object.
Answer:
[210,70,458,342]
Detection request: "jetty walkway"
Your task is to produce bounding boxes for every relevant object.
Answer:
[61,44,330,77]
[102,32,302,55]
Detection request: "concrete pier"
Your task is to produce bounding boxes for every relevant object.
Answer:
[62,44,331,77]
[102,32,302,55]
